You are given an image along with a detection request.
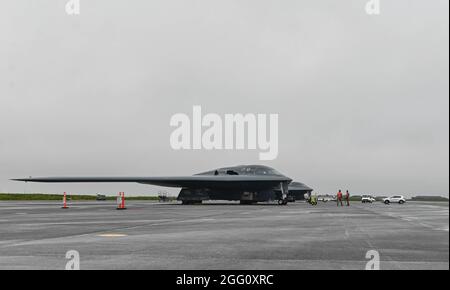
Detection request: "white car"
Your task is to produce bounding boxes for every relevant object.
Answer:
[383,195,406,204]
[317,195,334,202]
[361,196,376,203]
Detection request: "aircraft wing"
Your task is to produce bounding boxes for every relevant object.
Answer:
[11,175,291,189]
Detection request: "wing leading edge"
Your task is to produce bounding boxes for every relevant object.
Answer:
[11,175,291,189]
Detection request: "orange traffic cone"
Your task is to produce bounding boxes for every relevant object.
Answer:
[62,192,69,209]
[117,192,126,210]
[121,192,126,209]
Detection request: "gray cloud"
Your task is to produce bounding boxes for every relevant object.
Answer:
[1,0,448,197]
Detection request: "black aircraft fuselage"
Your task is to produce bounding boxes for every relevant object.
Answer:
[12,165,313,205]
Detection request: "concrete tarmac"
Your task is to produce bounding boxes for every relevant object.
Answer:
[0,200,448,270]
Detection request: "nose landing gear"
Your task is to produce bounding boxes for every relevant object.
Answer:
[278,199,288,205]
[278,182,289,205]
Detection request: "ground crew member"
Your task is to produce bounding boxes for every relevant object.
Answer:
[337,190,343,206]
[345,190,350,206]
[310,194,317,206]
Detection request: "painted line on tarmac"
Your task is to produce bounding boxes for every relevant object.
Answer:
[16,219,175,226]
[97,233,128,237]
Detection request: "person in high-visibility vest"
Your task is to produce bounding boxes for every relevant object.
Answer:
[345,190,350,206]
[337,190,343,206]
[311,194,317,205]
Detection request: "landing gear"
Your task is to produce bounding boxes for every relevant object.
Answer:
[278,181,289,206]
[278,199,288,205]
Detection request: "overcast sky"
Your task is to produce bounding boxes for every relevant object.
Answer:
[0,0,448,197]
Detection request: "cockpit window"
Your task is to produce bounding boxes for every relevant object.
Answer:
[195,165,284,176]
[239,166,284,176]
[256,167,271,175]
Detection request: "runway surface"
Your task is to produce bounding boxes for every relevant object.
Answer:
[0,200,448,270]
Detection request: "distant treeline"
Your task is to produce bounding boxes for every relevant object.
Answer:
[410,196,449,202]
[0,193,176,201]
